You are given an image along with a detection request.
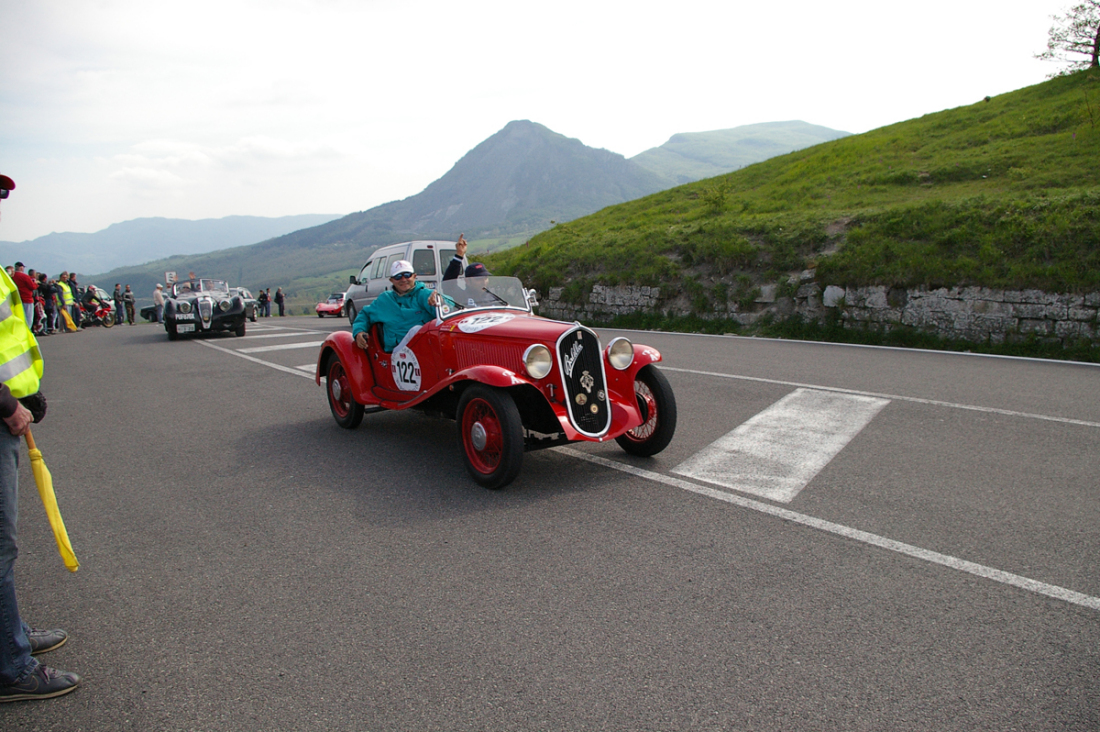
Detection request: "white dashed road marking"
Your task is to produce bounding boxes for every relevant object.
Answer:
[240,331,323,339]
[672,388,890,502]
[662,366,1100,429]
[237,341,326,354]
[558,447,1100,612]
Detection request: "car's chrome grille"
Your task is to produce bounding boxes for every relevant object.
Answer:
[199,299,212,324]
[557,328,609,436]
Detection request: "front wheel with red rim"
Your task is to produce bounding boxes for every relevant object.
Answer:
[456,385,524,489]
[615,365,677,457]
[327,356,364,429]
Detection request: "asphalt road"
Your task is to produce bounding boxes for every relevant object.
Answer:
[3,316,1098,731]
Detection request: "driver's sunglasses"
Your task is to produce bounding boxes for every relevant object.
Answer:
[391,272,414,280]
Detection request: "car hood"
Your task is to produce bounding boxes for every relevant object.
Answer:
[438,310,579,342]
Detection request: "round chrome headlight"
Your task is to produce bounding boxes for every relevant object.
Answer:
[178,301,192,314]
[218,299,231,311]
[523,344,553,380]
[606,337,634,370]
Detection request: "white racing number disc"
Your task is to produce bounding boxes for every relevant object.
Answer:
[391,346,422,391]
[457,313,515,334]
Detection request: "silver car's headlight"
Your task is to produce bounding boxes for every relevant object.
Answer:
[523,344,553,380]
[218,299,231,311]
[178,301,192,314]
[606,337,634,370]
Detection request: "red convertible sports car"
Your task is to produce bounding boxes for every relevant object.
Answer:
[316,292,346,318]
[315,276,677,489]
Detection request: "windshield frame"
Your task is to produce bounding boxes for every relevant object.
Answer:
[434,276,533,321]
[172,279,230,297]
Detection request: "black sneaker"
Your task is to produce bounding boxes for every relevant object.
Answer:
[0,663,81,702]
[27,628,68,655]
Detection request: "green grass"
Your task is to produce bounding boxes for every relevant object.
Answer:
[485,70,1100,296]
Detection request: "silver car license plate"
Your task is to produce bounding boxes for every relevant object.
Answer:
[177,324,195,333]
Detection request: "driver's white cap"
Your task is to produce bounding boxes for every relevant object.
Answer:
[389,260,414,277]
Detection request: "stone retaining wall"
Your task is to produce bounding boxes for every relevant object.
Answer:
[538,282,1100,346]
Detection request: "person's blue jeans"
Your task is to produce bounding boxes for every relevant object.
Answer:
[155,304,163,323]
[0,428,33,684]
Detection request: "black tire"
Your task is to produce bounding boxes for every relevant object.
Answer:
[317,312,324,318]
[166,321,179,341]
[235,321,246,337]
[346,303,357,326]
[615,365,677,457]
[326,356,364,429]
[456,385,524,489]
[101,315,114,329]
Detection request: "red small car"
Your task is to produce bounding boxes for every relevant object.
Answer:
[315,276,677,489]
[315,292,346,318]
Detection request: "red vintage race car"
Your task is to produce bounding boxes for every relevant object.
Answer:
[315,276,677,489]
[315,292,346,318]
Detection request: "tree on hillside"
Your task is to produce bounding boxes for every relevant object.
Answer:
[1037,0,1100,74]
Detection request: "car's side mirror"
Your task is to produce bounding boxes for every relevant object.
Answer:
[526,289,540,308]
[349,275,358,285]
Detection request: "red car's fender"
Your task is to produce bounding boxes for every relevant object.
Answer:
[446,364,534,390]
[315,331,378,405]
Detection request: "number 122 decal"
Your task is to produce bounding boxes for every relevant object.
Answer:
[391,346,422,391]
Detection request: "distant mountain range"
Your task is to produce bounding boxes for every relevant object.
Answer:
[0,214,342,277]
[82,118,848,304]
[631,121,852,185]
[263,120,671,253]
[263,119,849,253]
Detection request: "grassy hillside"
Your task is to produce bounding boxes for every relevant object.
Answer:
[485,71,1100,300]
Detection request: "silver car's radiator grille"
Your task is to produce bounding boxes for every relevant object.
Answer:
[557,328,609,436]
[199,299,213,324]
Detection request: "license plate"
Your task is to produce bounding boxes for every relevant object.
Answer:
[177,324,195,333]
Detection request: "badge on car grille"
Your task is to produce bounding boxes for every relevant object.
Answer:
[557,327,610,437]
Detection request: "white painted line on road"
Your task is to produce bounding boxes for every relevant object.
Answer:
[556,447,1100,612]
[241,331,323,339]
[237,341,326,354]
[296,364,315,371]
[194,340,315,379]
[672,388,890,502]
[662,366,1100,429]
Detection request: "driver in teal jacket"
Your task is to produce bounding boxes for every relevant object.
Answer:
[352,259,445,352]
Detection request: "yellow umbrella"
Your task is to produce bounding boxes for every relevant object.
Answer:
[60,309,78,332]
[24,428,79,572]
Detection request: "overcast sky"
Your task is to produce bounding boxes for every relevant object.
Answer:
[0,0,1070,243]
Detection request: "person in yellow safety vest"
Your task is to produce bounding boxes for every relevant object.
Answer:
[0,269,82,702]
[55,272,74,333]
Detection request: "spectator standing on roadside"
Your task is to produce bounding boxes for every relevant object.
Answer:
[112,285,123,324]
[10,263,35,327]
[274,288,285,316]
[36,275,55,335]
[153,284,165,323]
[66,274,81,329]
[55,273,73,333]
[122,285,135,325]
[0,268,83,702]
[257,289,269,317]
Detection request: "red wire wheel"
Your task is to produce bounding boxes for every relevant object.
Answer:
[457,385,523,489]
[327,357,364,429]
[616,365,677,457]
